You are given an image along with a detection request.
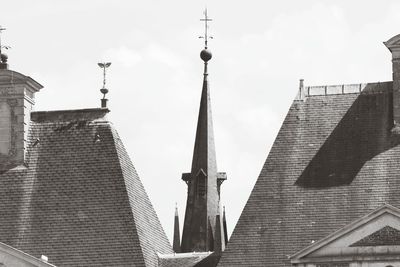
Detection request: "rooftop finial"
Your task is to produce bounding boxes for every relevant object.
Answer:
[0,26,11,69]
[199,9,213,49]
[97,62,111,108]
[199,9,213,63]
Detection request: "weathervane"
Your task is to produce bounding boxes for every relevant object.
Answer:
[199,9,213,49]
[97,62,111,108]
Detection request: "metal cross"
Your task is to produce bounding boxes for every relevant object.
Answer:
[0,26,10,55]
[199,9,213,49]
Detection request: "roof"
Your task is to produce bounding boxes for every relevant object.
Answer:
[193,251,221,267]
[158,252,211,267]
[0,108,172,266]
[218,81,400,266]
[290,203,400,263]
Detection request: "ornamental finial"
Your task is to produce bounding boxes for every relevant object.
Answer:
[97,62,111,108]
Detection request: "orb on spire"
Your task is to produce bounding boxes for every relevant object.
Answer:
[200,49,212,62]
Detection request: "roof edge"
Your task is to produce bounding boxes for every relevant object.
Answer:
[0,241,56,267]
[302,81,392,98]
[290,204,400,261]
[0,69,44,91]
[31,108,110,122]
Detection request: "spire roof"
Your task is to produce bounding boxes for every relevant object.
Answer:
[180,10,227,254]
[173,205,181,253]
[190,50,216,175]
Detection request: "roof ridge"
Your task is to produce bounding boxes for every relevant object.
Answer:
[31,108,109,122]
[303,81,391,97]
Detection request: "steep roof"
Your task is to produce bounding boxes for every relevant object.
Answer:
[218,81,400,266]
[158,252,211,267]
[0,108,172,266]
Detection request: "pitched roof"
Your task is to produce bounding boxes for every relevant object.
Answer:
[193,251,221,267]
[0,108,172,266]
[218,81,400,266]
[158,252,211,267]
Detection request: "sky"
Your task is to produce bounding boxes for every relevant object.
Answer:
[2,0,400,244]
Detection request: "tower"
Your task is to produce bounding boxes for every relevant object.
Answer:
[0,27,43,170]
[180,10,227,253]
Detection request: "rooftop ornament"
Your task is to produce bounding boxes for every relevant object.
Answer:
[98,62,111,108]
[199,9,213,63]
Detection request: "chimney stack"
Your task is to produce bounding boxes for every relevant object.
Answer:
[384,34,400,126]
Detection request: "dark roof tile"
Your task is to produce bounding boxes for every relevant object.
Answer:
[0,108,172,266]
[218,82,400,266]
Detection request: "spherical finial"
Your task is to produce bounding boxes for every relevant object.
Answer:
[1,53,8,63]
[200,49,212,62]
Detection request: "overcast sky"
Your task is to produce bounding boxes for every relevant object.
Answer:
[2,0,400,243]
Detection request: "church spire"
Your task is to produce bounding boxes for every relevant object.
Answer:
[223,206,228,246]
[180,10,227,253]
[173,204,181,253]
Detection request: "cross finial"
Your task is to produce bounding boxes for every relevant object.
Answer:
[199,9,213,49]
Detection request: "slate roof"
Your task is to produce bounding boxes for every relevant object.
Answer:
[158,252,211,267]
[218,81,400,266]
[0,108,172,266]
[193,251,221,267]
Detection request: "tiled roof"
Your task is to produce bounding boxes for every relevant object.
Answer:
[0,108,172,266]
[218,81,400,266]
[158,252,211,267]
[193,251,221,267]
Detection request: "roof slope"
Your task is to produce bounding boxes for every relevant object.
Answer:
[218,81,400,266]
[0,108,172,267]
[158,252,210,267]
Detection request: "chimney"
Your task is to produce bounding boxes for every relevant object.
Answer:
[0,69,43,170]
[384,34,400,126]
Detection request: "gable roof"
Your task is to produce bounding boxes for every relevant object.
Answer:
[0,108,172,266]
[218,81,400,267]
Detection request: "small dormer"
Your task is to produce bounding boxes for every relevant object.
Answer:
[0,69,43,170]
